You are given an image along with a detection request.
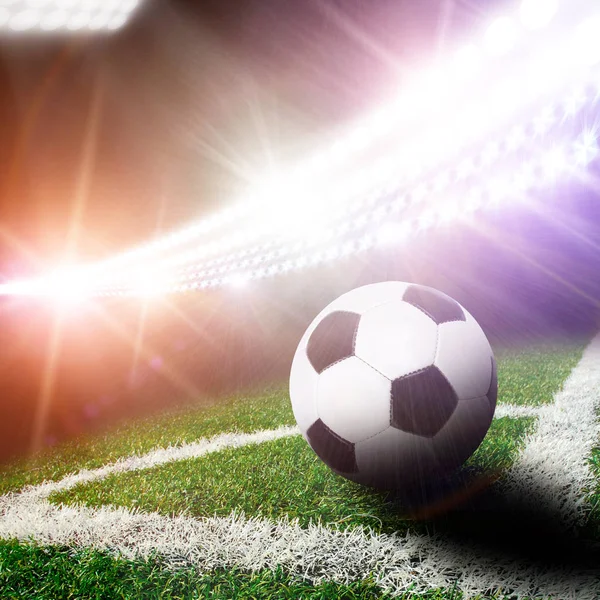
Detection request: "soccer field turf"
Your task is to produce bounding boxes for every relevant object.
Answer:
[1,339,599,599]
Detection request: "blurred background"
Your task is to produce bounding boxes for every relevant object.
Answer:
[0,0,599,463]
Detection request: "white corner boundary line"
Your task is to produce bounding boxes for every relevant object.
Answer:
[0,338,599,599]
[18,404,537,501]
[494,403,542,419]
[502,334,600,527]
[20,425,300,500]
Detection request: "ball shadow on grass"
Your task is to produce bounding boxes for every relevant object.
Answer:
[377,467,600,573]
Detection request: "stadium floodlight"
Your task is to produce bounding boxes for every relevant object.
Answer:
[95,93,600,298]
[519,0,559,30]
[1,2,600,299]
[0,0,142,33]
[39,0,592,284]
[81,2,593,281]
[171,126,600,294]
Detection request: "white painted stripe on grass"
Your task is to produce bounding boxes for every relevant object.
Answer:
[502,334,600,527]
[20,403,536,499]
[21,425,300,500]
[1,496,598,599]
[494,404,542,419]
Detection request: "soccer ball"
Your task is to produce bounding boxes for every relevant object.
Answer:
[289,281,497,490]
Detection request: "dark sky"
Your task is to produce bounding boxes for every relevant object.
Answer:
[0,0,499,279]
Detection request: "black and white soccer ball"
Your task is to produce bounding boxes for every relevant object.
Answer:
[289,281,497,490]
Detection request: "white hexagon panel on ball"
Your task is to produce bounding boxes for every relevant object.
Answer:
[289,281,497,490]
[317,356,390,444]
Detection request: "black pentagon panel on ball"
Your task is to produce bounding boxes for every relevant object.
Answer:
[391,366,458,437]
[306,311,360,374]
[487,356,498,412]
[403,285,465,325]
[307,419,359,473]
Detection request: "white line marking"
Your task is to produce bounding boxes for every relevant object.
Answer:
[20,404,537,500]
[1,495,598,598]
[22,425,300,500]
[502,334,600,528]
[494,404,542,419]
[1,341,599,599]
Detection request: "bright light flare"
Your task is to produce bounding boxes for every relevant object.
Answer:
[0,267,94,307]
[129,267,172,298]
[0,0,142,32]
[376,222,410,247]
[403,67,452,113]
[484,16,518,56]
[9,8,39,30]
[453,44,482,80]
[533,106,556,136]
[540,145,570,180]
[23,0,588,287]
[506,125,526,151]
[0,0,598,299]
[511,162,535,193]
[574,130,599,165]
[572,14,600,67]
[519,0,559,30]
[227,273,250,288]
[0,279,42,297]
[44,271,94,308]
[40,9,66,29]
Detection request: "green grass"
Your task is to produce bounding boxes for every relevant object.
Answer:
[0,342,584,497]
[494,343,584,406]
[583,403,600,539]
[0,386,295,496]
[0,540,393,600]
[586,450,600,533]
[0,539,504,600]
[50,416,534,535]
[0,340,594,599]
